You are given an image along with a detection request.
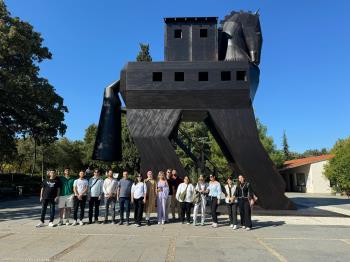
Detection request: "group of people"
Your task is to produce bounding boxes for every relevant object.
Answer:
[37,167,256,230]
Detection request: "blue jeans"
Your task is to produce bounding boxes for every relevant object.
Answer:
[119,197,131,221]
[40,199,56,223]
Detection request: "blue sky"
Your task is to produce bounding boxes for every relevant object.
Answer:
[5,0,350,153]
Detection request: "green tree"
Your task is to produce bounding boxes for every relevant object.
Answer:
[0,1,67,168]
[136,43,152,62]
[324,137,350,193]
[282,130,291,160]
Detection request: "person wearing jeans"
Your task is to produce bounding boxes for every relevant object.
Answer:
[224,176,238,229]
[208,174,222,228]
[176,175,194,224]
[193,175,209,226]
[131,174,147,226]
[117,171,133,225]
[72,171,88,226]
[88,169,104,224]
[103,169,118,224]
[36,170,61,228]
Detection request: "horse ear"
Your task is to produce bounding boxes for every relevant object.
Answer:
[255,9,260,16]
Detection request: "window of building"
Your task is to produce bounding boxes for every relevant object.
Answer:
[152,72,162,82]
[221,71,231,81]
[198,72,208,81]
[200,28,208,38]
[174,29,182,39]
[236,71,247,81]
[174,72,184,81]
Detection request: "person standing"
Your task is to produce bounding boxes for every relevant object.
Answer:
[144,170,157,226]
[176,175,194,224]
[36,170,61,227]
[72,171,88,226]
[235,174,255,230]
[208,174,222,228]
[156,171,169,225]
[131,174,147,227]
[171,169,183,220]
[224,176,238,229]
[58,168,75,226]
[193,174,209,226]
[88,169,104,224]
[165,169,173,222]
[103,169,118,224]
[117,171,133,225]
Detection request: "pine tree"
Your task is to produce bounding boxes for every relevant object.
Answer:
[136,43,152,62]
[282,130,290,160]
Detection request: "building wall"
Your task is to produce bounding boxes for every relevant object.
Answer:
[309,161,331,193]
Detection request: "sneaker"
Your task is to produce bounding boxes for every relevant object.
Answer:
[246,227,251,231]
[57,220,63,226]
[161,220,165,225]
[79,220,84,226]
[158,221,161,225]
[242,226,246,229]
[230,224,233,228]
[36,222,44,228]
[147,220,151,226]
[126,221,130,226]
[212,223,218,228]
[72,220,78,226]
[111,221,116,225]
[201,222,205,226]
[186,222,190,225]
[193,222,197,226]
[119,221,124,225]
[137,223,142,227]
[48,222,54,227]
[65,220,70,226]
[233,225,237,230]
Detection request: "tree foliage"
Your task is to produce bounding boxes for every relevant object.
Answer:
[136,43,152,62]
[324,137,350,193]
[0,1,67,160]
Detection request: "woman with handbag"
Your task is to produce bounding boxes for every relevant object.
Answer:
[208,174,222,228]
[224,176,238,229]
[175,175,194,224]
[192,175,208,226]
[234,174,255,230]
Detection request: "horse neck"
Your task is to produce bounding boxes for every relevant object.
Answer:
[225,22,249,61]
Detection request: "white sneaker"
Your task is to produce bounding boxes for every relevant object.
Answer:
[161,220,165,225]
[36,222,44,228]
[48,222,54,227]
[79,220,84,226]
[242,226,246,229]
[57,220,63,226]
[72,220,78,226]
[212,223,218,228]
[233,225,237,230]
[230,224,233,228]
[65,220,70,226]
[158,221,161,225]
[246,227,251,231]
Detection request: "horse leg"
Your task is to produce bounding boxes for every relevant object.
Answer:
[207,107,294,210]
[126,109,186,176]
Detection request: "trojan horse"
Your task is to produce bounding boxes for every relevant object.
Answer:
[93,10,295,209]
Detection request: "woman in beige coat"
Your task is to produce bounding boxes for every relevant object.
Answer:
[144,170,157,226]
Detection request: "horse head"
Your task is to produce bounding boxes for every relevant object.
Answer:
[220,10,262,65]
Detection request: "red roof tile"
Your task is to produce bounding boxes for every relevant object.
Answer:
[281,154,334,170]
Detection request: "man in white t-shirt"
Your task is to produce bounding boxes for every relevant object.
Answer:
[72,171,88,226]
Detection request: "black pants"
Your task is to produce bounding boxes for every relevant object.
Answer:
[88,197,101,222]
[119,197,131,221]
[227,203,238,225]
[40,199,56,223]
[238,198,252,228]
[180,202,192,223]
[210,197,218,223]
[73,196,86,221]
[134,197,144,225]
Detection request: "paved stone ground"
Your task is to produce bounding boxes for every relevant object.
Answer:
[0,194,349,262]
